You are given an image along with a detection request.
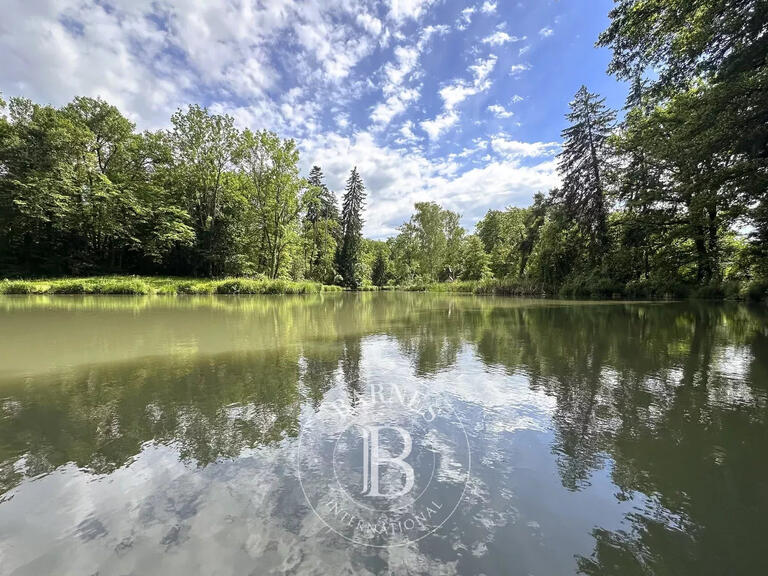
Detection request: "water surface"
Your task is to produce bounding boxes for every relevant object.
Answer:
[0,294,766,575]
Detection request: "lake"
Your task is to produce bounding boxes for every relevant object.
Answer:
[0,293,766,575]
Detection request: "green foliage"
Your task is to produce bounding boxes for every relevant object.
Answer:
[460,235,491,281]
[553,86,615,259]
[370,245,389,287]
[237,129,305,279]
[303,166,341,283]
[599,0,768,286]
[1,43,766,301]
[746,279,768,303]
[0,95,358,286]
[390,202,465,284]
[0,276,341,295]
[337,167,366,288]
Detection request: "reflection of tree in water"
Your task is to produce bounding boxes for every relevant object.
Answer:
[391,298,465,376]
[1,295,767,574]
[573,309,768,575]
[342,336,363,405]
[387,299,768,574]
[0,348,311,494]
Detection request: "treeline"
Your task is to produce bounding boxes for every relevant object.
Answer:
[375,0,768,299]
[1,0,766,298]
[0,97,368,286]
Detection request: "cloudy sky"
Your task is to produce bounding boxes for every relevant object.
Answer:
[0,0,626,237]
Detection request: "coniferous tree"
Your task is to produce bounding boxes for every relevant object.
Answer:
[337,167,366,288]
[554,86,616,259]
[306,166,339,224]
[304,165,340,282]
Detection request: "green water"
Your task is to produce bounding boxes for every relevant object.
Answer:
[0,294,766,575]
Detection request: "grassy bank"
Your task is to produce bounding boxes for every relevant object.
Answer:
[0,276,344,295]
[399,278,768,302]
[3,276,766,302]
[399,279,550,297]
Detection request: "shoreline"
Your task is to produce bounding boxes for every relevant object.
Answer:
[1,276,765,303]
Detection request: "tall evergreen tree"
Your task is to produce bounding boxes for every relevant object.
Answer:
[337,167,366,288]
[306,166,339,224]
[304,165,340,282]
[554,86,616,258]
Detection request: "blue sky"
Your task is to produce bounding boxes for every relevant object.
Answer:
[0,0,627,237]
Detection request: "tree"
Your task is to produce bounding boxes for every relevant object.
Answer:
[0,98,91,274]
[397,202,465,282]
[477,208,526,279]
[304,166,340,282]
[460,235,491,281]
[519,193,548,277]
[238,130,304,279]
[337,167,366,288]
[599,0,768,279]
[554,86,616,259]
[371,248,389,287]
[168,105,240,275]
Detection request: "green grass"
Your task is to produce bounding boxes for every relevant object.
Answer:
[401,278,764,301]
[399,279,551,296]
[0,276,344,296]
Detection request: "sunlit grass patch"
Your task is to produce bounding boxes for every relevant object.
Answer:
[0,276,342,295]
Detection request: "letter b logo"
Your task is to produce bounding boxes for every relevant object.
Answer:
[361,426,415,499]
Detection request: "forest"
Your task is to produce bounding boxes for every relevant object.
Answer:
[1,0,766,299]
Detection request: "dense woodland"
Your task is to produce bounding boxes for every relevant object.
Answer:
[1,0,766,298]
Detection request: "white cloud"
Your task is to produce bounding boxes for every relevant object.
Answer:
[490,136,560,159]
[302,130,559,237]
[397,120,420,144]
[469,55,497,83]
[356,12,383,37]
[487,104,514,119]
[369,26,448,128]
[480,2,498,14]
[371,88,421,125]
[335,114,350,129]
[420,111,461,141]
[518,45,531,56]
[0,0,562,239]
[509,63,532,76]
[421,55,497,139]
[0,0,387,130]
[481,31,525,46]
[539,26,554,38]
[387,0,437,23]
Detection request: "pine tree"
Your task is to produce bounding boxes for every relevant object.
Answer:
[337,167,366,288]
[304,165,340,283]
[306,166,339,224]
[554,86,616,258]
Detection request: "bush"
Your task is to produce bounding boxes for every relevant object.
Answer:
[559,274,624,299]
[691,283,726,300]
[47,280,92,294]
[746,279,768,303]
[0,280,50,294]
[92,278,151,295]
[0,276,338,296]
[624,279,690,300]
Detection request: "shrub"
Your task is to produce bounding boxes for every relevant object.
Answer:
[746,279,768,303]
[0,280,50,294]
